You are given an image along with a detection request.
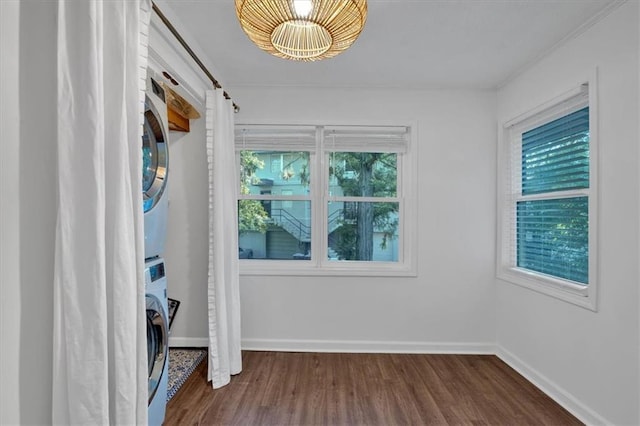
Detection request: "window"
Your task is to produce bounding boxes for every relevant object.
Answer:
[497,82,598,310]
[236,125,416,276]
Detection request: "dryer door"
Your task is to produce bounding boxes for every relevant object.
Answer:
[146,294,168,404]
[142,94,169,213]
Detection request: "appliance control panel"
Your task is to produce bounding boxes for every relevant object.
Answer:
[150,262,165,282]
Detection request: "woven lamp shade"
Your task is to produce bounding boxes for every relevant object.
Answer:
[235,0,367,61]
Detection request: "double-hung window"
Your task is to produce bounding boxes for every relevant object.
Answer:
[236,124,416,276]
[497,82,598,310]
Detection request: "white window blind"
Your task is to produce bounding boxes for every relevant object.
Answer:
[324,126,409,153]
[235,126,316,151]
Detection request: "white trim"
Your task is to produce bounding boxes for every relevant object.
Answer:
[587,68,600,311]
[240,260,417,277]
[241,338,495,354]
[517,190,589,202]
[327,195,400,203]
[169,337,208,347]
[496,346,611,426]
[637,4,640,425]
[238,194,312,201]
[496,272,593,309]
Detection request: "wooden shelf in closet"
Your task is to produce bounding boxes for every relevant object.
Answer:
[168,107,190,132]
[163,83,201,133]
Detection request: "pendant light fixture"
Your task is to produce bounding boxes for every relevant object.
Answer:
[235,0,368,61]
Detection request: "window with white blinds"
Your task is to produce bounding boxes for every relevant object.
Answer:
[521,107,590,195]
[498,81,598,310]
[234,124,416,276]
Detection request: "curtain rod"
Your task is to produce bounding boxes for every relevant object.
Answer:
[151,2,240,113]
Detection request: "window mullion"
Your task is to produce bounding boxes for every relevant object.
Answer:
[314,126,326,266]
[331,196,400,203]
[516,189,589,202]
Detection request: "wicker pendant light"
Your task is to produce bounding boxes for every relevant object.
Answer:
[235,0,367,61]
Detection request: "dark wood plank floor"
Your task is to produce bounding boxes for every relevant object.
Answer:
[165,351,582,426]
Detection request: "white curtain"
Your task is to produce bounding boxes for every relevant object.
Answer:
[206,89,243,388]
[53,1,151,424]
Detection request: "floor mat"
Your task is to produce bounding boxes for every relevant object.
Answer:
[167,348,207,401]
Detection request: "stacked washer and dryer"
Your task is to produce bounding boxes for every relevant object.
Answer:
[142,70,171,426]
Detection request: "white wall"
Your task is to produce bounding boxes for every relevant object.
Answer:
[165,117,210,344]
[229,86,498,352]
[0,2,58,424]
[146,12,214,347]
[1,2,22,424]
[495,3,639,425]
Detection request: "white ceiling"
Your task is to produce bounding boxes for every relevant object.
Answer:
[160,0,619,90]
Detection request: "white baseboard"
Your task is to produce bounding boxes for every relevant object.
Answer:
[170,337,495,354]
[241,338,495,354]
[169,336,208,347]
[496,346,609,426]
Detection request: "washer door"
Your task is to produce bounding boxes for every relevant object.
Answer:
[142,95,168,213]
[146,294,168,404]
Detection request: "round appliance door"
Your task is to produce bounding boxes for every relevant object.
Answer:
[146,294,168,404]
[142,95,168,213]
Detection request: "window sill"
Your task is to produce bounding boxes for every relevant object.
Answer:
[497,267,596,311]
[239,260,417,278]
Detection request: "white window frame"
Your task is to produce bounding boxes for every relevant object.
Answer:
[236,123,417,277]
[497,77,598,311]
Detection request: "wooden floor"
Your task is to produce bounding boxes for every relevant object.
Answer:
[165,351,582,426]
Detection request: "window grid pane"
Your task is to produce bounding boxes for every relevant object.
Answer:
[328,201,399,262]
[238,200,312,260]
[238,148,312,260]
[521,107,589,195]
[516,197,588,284]
[329,152,397,198]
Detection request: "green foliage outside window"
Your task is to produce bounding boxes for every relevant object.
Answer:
[330,152,398,261]
[238,151,268,234]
